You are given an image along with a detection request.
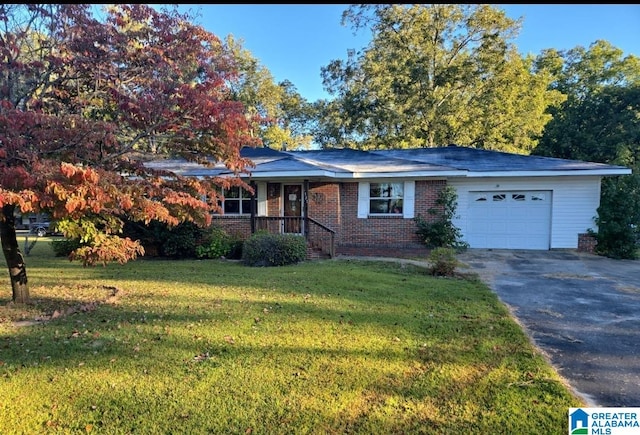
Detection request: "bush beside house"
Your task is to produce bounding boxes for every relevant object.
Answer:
[593,175,640,260]
[414,185,468,251]
[52,221,245,260]
[242,232,307,267]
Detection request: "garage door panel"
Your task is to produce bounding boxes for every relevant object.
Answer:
[490,222,508,232]
[508,222,531,233]
[468,190,551,250]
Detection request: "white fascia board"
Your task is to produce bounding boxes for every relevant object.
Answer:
[465,169,632,178]
[233,170,467,180]
[210,168,631,180]
[345,170,467,179]
[239,170,339,179]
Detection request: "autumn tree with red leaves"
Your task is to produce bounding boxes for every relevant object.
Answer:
[0,4,260,303]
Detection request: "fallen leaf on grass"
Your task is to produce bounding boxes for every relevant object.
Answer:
[193,352,210,362]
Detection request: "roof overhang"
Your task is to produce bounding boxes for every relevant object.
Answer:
[342,170,467,179]
[464,169,632,178]
[143,146,633,181]
[242,170,341,179]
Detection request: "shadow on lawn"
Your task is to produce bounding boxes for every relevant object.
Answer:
[0,284,120,324]
[0,285,515,372]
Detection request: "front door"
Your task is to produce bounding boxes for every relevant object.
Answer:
[283,184,302,234]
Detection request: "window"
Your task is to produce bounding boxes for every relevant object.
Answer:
[531,193,546,201]
[492,194,506,202]
[221,186,252,214]
[357,181,414,219]
[369,182,403,214]
[512,194,526,201]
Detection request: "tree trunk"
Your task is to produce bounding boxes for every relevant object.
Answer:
[0,205,30,304]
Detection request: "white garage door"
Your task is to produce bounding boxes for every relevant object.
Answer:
[467,191,552,249]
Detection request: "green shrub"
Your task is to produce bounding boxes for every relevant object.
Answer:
[161,221,203,258]
[593,174,640,259]
[121,219,168,257]
[427,247,460,277]
[50,238,83,257]
[196,225,245,259]
[122,220,209,259]
[242,233,307,267]
[226,238,244,260]
[414,185,468,250]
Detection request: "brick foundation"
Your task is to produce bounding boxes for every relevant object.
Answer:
[336,244,430,259]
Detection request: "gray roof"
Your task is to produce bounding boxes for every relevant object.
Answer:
[370,146,628,172]
[143,159,227,177]
[144,145,631,179]
[286,148,458,173]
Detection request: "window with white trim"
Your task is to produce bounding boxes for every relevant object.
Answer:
[357,181,415,219]
[369,182,404,214]
[221,186,252,215]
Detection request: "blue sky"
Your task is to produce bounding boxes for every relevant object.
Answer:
[172,4,640,102]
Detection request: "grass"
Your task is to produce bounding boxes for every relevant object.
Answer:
[0,237,584,434]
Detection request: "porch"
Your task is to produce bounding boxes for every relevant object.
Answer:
[252,216,335,259]
[248,180,336,259]
[213,178,435,260]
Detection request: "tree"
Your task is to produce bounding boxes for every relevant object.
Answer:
[0,4,260,303]
[310,98,351,149]
[275,80,317,151]
[318,4,564,151]
[533,41,640,259]
[533,40,640,164]
[225,36,315,151]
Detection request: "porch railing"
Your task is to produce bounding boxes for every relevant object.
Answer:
[253,216,335,258]
[307,217,336,258]
[253,216,303,235]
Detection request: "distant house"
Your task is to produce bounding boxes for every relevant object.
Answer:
[146,145,631,258]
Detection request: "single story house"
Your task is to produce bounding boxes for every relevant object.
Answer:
[146,145,632,258]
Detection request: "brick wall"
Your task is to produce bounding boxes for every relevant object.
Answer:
[308,180,445,258]
[308,182,341,230]
[210,216,252,239]
[577,233,597,254]
[211,179,446,259]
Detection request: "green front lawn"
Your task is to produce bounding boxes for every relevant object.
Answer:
[0,237,583,434]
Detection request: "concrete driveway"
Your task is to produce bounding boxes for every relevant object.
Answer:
[456,249,640,407]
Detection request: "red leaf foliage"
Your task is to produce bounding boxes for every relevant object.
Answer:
[0,4,262,266]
